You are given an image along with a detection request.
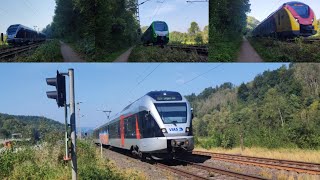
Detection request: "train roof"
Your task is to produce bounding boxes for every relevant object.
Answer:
[8,24,45,35]
[94,91,184,130]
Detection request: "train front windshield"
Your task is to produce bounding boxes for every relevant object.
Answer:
[155,103,187,124]
[154,22,168,31]
[7,26,19,35]
[289,3,309,18]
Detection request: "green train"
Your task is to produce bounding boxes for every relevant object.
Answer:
[141,21,169,45]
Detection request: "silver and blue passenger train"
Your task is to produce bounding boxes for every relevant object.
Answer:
[93,91,194,160]
[6,24,46,45]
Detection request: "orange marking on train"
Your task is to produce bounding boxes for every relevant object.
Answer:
[120,115,125,147]
[135,115,141,139]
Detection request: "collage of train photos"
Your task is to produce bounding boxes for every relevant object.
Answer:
[0,0,320,180]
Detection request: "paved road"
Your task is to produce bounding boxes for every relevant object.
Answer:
[114,47,134,62]
[60,41,85,62]
[237,37,263,62]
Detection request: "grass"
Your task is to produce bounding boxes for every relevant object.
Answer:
[209,34,243,62]
[94,47,130,62]
[0,35,9,48]
[248,37,320,62]
[16,40,63,62]
[195,146,320,164]
[0,140,143,180]
[129,45,207,62]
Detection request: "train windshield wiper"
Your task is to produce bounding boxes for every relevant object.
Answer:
[172,121,178,125]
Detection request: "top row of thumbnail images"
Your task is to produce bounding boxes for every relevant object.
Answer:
[0,0,319,62]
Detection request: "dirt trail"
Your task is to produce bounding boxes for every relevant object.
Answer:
[114,47,134,62]
[60,41,85,62]
[237,37,263,62]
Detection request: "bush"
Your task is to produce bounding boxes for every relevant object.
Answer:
[17,40,63,62]
[129,46,207,62]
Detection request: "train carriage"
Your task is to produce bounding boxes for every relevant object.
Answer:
[252,1,318,38]
[6,24,46,45]
[94,91,194,160]
[141,21,170,45]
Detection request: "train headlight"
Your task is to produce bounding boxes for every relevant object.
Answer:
[186,127,190,132]
[295,18,299,23]
[171,140,176,146]
[312,18,314,23]
[161,128,167,133]
[185,140,189,145]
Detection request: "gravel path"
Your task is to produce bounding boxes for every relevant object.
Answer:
[60,41,85,62]
[237,36,263,62]
[114,47,134,62]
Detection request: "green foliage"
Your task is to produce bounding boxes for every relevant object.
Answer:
[187,64,320,150]
[246,16,260,35]
[43,0,95,57]
[209,0,251,61]
[0,34,8,46]
[95,0,139,57]
[16,40,63,62]
[0,140,129,180]
[169,22,208,45]
[129,46,207,62]
[249,37,320,62]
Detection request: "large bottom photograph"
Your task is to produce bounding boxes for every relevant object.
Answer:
[0,63,319,180]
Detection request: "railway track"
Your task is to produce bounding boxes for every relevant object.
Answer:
[0,43,42,59]
[166,44,208,56]
[172,159,266,180]
[193,151,320,175]
[286,38,320,44]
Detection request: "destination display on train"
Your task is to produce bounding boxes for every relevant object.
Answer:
[156,96,180,101]
[148,91,183,101]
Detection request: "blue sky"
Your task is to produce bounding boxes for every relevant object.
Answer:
[0,0,55,34]
[0,63,287,129]
[139,0,208,32]
[249,0,320,22]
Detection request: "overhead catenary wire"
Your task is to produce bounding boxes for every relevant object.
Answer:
[178,64,223,87]
[110,64,162,119]
[151,0,166,22]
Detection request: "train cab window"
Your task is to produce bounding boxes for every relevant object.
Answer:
[288,3,309,18]
[155,103,187,124]
[7,26,19,35]
[154,22,168,31]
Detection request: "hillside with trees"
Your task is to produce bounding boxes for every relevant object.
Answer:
[186,63,320,149]
[209,0,251,61]
[0,113,64,142]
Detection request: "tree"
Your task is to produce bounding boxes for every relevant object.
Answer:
[202,26,209,44]
[188,22,200,36]
[246,16,260,34]
[194,33,203,44]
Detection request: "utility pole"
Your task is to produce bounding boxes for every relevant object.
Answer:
[69,69,77,180]
[77,102,83,139]
[46,69,77,180]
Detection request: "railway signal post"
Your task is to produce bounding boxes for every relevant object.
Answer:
[46,69,77,180]
[1,33,3,42]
